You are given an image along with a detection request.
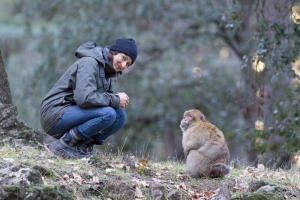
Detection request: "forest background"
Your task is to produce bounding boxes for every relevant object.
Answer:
[0,0,299,167]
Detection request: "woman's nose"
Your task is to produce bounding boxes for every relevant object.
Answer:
[121,61,127,69]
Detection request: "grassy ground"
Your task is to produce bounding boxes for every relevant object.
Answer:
[0,143,300,199]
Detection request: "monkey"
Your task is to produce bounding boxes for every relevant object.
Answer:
[180,109,230,178]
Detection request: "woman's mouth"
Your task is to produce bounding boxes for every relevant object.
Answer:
[116,64,122,71]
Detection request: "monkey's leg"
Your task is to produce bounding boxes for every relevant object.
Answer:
[209,163,230,178]
[186,150,211,177]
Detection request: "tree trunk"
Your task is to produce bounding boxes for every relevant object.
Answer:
[0,51,12,104]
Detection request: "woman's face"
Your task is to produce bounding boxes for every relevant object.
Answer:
[112,53,132,72]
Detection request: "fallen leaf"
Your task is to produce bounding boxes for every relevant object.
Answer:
[15,146,22,152]
[99,155,106,160]
[135,186,143,198]
[88,170,93,176]
[257,163,265,171]
[105,168,116,173]
[138,158,149,166]
[72,172,83,184]
[3,158,14,162]
[92,175,99,183]
[161,166,171,171]
[284,193,290,200]
[151,178,161,182]
[63,174,70,181]
[115,163,125,168]
[191,184,197,189]
[66,161,77,165]
[130,155,135,160]
[176,182,186,190]
[73,166,80,170]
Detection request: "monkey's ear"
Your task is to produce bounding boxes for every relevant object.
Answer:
[200,115,205,121]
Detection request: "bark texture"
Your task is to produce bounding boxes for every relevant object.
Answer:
[0,51,12,105]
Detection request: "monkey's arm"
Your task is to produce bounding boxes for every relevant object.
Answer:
[184,138,205,157]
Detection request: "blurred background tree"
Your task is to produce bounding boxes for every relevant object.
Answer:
[0,0,299,166]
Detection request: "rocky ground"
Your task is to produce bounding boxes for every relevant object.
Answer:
[0,103,300,200]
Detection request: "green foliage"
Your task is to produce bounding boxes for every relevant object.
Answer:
[255,83,300,154]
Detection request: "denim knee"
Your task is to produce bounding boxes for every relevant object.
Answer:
[102,107,117,125]
[115,108,127,122]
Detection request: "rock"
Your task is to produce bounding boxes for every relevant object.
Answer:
[0,185,26,200]
[33,165,54,177]
[107,182,135,199]
[122,155,136,169]
[248,180,267,192]
[4,166,44,186]
[257,185,277,193]
[0,161,73,199]
[150,181,165,200]
[167,189,181,200]
[216,182,231,200]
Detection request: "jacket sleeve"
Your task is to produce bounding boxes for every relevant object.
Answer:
[73,57,120,108]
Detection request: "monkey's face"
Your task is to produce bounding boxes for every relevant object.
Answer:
[179,111,194,132]
[180,109,205,132]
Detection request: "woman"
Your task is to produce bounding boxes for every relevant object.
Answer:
[40,38,138,159]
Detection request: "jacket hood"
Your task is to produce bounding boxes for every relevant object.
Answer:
[75,41,117,77]
[75,41,106,64]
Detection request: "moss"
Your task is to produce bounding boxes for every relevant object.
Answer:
[41,186,57,196]
[4,185,22,192]
[136,165,150,176]
[232,190,284,200]
[3,186,25,200]
[54,185,74,200]
[26,186,74,200]
[243,192,269,200]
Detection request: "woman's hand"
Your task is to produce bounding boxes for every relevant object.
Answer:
[117,92,130,108]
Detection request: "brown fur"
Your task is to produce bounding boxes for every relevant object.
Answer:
[180,109,230,178]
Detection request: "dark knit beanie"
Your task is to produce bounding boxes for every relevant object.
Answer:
[108,38,138,65]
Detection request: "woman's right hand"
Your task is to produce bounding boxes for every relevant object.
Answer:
[117,92,130,108]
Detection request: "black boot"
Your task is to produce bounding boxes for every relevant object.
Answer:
[49,127,89,159]
[78,136,103,155]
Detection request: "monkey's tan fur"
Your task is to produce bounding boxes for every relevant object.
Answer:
[180,109,230,178]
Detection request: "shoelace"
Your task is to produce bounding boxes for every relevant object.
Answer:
[85,144,94,153]
[77,139,94,154]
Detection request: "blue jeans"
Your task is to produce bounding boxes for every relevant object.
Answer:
[47,105,127,143]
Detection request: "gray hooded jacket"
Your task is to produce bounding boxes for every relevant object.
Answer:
[40,41,120,133]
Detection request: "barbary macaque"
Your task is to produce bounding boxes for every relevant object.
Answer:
[180,109,230,178]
